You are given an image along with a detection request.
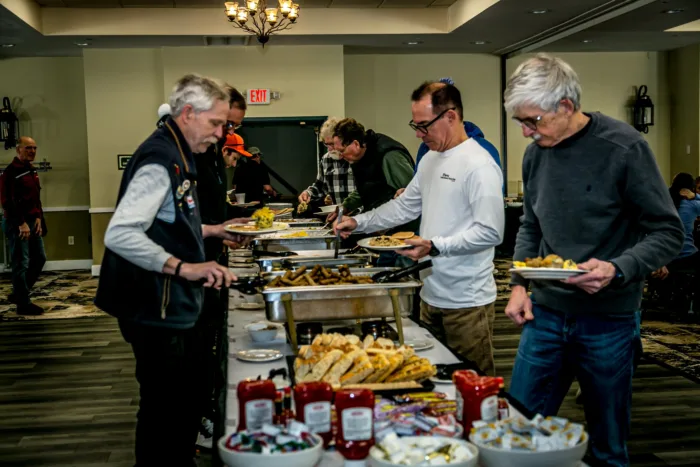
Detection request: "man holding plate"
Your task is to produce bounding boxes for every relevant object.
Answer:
[335,81,504,375]
[504,54,683,466]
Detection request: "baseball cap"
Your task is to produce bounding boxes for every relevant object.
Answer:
[248,147,262,157]
[222,133,252,158]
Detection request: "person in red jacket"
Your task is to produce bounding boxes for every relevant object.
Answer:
[0,136,47,315]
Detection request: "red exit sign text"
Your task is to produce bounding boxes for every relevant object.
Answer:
[247,89,271,105]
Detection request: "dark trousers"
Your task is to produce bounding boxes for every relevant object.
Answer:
[119,320,200,467]
[3,219,46,305]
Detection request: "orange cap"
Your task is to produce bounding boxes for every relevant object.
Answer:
[222,133,252,158]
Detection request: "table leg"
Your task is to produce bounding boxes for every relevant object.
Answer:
[390,289,404,345]
[282,294,297,354]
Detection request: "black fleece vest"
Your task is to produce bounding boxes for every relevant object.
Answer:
[95,119,206,329]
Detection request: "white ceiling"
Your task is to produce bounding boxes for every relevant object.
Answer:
[1,0,700,57]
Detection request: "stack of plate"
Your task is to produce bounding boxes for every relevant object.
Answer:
[268,203,294,220]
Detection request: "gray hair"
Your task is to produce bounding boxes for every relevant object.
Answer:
[168,74,230,117]
[504,53,582,114]
[319,117,341,141]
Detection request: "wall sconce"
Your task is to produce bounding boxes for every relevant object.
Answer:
[633,85,654,134]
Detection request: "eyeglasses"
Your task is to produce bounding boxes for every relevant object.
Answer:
[512,115,543,131]
[226,121,242,131]
[409,108,455,135]
[323,141,335,150]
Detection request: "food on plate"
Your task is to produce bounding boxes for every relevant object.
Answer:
[281,230,309,238]
[470,414,585,451]
[512,254,578,270]
[271,207,294,216]
[297,201,308,214]
[372,432,475,464]
[252,207,276,229]
[265,265,374,288]
[391,232,416,240]
[223,421,320,454]
[294,332,436,387]
[369,235,406,247]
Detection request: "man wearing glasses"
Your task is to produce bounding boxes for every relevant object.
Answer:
[335,82,504,374]
[504,54,683,466]
[298,117,356,209]
[331,118,419,254]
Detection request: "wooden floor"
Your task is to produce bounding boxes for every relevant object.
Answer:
[1,307,699,466]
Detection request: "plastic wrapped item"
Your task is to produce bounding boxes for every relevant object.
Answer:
[470,415,585,452]
[373,436,475,465]
[224,422,319,453]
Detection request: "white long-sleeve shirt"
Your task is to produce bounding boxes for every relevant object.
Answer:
[103,164,176,273]
[355,138,504,309]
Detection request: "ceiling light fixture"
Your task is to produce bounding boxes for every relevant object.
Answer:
[224,0,299,47]
[75,41,90,47]
[662,9,684,14]
[471,41,489,45]
[529,9,550,14]
[582,39,593,43]
[1,44,15,48]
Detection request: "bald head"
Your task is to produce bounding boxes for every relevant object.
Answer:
[16,136,37,163]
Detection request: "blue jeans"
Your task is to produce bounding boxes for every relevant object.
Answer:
[3,218,47,306]
[509,303,641,467]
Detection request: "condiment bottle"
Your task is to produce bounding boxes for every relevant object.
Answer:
[294,381,334,447]
[335,388,375,466]
[454,373,503,436]
[497,381,509,420]
[452,369,479,425]
[236,379,276,432]
[284,386,294,423]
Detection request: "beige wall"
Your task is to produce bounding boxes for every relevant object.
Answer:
[344,53,502,159]
[505,52,672,193]
[0,57,90,207]
[668,44,700,178]
[161,46,345,119]
[0,57,92,262]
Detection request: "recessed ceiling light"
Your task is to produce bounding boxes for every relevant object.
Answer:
[75,42,90,47]
[582,39,593,43]
[404,41,423,45]
[663,9,684,14]
[1,44,15,48]
[471,41,489,45]
[529,9,550,14]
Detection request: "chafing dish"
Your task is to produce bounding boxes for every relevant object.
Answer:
[255,253,373,272]
[252,234,337,252]
[261,267,421,352]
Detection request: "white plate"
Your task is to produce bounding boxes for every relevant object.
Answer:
[236,349,283,362]
[357,237,414,251]
[509,267,586,280]
[430,377,453,385]
[319,204,339,213]
[403,339,434,351]
[225,222,289,236]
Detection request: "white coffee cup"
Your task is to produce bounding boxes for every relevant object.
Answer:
[235,193,246,204]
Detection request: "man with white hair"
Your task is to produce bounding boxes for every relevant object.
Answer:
[96,74,249,466]
[504,54,683,466]
[298,117,356,208]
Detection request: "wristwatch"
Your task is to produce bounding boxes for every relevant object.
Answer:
[610,263,625,288]
[428,241,440,257]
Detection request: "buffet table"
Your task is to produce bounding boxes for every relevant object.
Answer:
[221,258,589,467]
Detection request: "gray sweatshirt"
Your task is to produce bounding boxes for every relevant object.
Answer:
[511,112,684,315]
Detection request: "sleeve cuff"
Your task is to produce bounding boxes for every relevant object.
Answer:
[431,237,447,256]
[510,274,530,289]
[152,251,174,274]
[354,213,371,233]
[610,255,637,285]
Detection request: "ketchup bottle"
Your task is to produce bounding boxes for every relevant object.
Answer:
[294,382,334,447]
[335,388,375,466]
[452,370,479,425]
[237,379,276,432]
[454,372,503,436]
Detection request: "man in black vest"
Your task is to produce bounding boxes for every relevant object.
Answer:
[95,74,248,467]
[331,118,419,266]
[193,86,247,450]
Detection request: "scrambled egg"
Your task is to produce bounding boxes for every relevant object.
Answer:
[282,231,308,238]
[252,207,275,229]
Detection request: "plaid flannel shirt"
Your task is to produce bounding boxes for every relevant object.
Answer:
[304,152,355,204]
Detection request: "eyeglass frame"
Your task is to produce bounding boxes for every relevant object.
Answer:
[226,121,242,131]
[512,115,544,131]
[408,107,456,135]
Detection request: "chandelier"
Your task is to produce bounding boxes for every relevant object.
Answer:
[224,0,300,47]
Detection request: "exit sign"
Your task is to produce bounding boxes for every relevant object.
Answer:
[247,88,271,105]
